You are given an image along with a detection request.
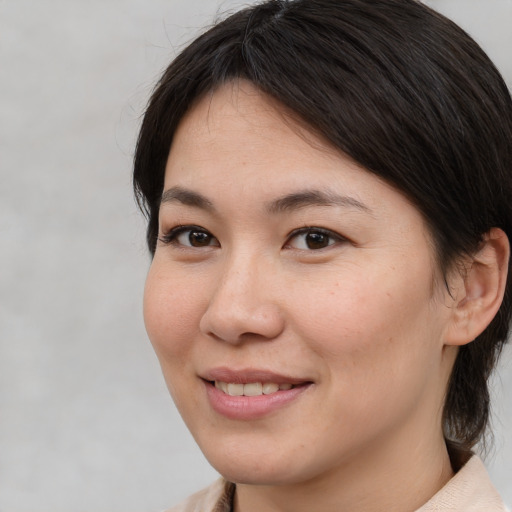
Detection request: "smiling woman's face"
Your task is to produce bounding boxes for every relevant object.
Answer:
[143,81,458,488]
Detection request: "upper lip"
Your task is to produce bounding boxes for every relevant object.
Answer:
[202,367,311,385]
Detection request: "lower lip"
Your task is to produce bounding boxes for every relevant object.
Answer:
[204,381,311,420]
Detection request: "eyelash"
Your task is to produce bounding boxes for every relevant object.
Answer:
[158,225,219,248]
[158,225,346,251]
[285,227,346,250]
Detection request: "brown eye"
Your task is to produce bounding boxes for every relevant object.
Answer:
[287,228,341,250]
[159,225,220,248]
[187,230,214,247]
[304,231,330,249]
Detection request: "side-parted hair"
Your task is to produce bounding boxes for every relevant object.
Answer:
[133,0,512,458]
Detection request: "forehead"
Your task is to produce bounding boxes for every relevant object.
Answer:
[167,81,370,191]
[172,81,333,160]
[165,82,415,218]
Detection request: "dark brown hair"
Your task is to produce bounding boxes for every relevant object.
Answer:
[133,0,512,456]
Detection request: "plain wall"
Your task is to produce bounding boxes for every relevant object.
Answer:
[1,1,510,510]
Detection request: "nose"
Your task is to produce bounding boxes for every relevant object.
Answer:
[199,255,285,344]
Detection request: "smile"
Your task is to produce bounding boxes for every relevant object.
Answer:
[214,381,294,396]
[205,375,312,420]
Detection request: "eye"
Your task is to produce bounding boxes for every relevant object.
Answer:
[159,225,219,248]
[286,227,343,250]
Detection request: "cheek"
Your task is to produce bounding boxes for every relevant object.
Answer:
[291,261,438,369]
[143,263,201,363]
[288,268,443,440]
[143,263,209,414]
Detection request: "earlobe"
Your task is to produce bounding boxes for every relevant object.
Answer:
[444,228,510,346]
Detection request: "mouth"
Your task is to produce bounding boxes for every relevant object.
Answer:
[212,381,299,396]
[201,369,313,420]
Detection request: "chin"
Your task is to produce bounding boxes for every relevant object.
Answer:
[214,463,303,486]
[199,440,306,485]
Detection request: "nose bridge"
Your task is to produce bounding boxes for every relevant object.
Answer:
[199,247,284,343]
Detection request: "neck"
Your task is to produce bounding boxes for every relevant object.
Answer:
[234,427,454,512]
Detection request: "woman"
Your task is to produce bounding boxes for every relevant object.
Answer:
[134,0,512,510]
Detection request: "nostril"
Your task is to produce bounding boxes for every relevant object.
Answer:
[199,300,285,344]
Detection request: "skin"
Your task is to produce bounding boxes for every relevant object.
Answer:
[143,81,508,512]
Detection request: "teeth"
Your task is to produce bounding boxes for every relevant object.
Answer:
[243,382,263,396]
[226,383,244,396]
[215,381,294,396]
[262,382,279,394]
[215,381,228,393]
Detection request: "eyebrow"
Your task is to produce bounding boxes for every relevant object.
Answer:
[160,186,215,212]
[160,186,372,215]
[266,190,372,215]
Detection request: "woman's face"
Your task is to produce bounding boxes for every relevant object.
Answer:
[144,82,457,486]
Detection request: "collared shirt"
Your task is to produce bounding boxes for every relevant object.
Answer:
[166,456,508,512]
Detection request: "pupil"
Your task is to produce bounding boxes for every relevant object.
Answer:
[306,232,328,249]
[189,231,210,247]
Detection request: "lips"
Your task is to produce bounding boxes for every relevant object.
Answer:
[202,367,313,420]
[203,367,309,385]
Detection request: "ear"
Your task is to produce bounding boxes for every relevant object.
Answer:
[444,228,510,346]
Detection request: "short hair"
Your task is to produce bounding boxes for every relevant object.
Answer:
[133,0,512,456]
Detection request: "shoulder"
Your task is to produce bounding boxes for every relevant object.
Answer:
[164,478,235,512]
[416,455,508,512]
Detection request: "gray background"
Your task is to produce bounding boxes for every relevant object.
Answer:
[1,1,511,511]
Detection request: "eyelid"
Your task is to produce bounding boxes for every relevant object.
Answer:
[158,224,219,247]
[158,224,346,250]
[285,226,347,250]
[158,224,186,245]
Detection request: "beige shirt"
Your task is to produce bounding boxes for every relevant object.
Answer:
[167,456,508,512]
